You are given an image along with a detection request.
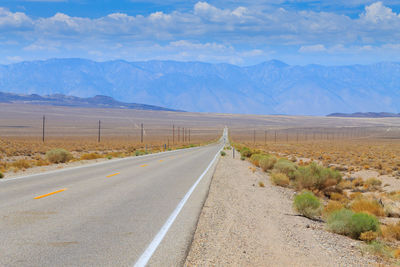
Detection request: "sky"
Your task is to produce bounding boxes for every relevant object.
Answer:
[0,0,400,66]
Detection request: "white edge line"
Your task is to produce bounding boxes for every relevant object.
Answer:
[0,144,212,183]
[133,144,223,267]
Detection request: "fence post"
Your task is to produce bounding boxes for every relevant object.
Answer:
[141,123,144,143]
[98,120,101,143]
[42,115,45,143]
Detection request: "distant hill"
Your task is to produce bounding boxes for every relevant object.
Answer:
[327,112,400,118]
[0,92,179,111]
[1,58,400,115]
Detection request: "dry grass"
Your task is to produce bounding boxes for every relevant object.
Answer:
[270,172,290,187]
[381,222,400,241]
[350,198,385,217]
[323,200,345,218]
[231,136,400,177]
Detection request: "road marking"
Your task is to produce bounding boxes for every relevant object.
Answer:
[106,172,120,178]
[34,188,67,199]
[140,164,148,167]
[133,146,223,267]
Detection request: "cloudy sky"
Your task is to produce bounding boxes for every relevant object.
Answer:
[0,0,399,65]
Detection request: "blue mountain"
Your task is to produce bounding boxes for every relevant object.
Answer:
[0,58,399,115]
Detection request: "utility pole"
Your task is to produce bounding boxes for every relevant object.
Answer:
[172,124,175,145]
[141,123,144,143]
[189,129,191,143]
[275,131,277,143]
[178,127,180,142]
[183,127,185,143]
[253,129,256,144]
[98,120,101,143]
[42,115,45,143]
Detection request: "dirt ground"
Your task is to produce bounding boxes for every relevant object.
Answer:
[185,148,380,266]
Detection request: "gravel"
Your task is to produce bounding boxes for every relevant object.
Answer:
[185,149,381,266]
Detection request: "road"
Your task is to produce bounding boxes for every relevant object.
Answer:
[0,131,225,266]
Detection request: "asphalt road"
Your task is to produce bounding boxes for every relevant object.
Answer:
[0,132,225,266]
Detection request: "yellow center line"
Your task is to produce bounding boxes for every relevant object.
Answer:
[140,164,148,167]
[34,188,67,199]
[159,160,163,162]
[106,172,120,178]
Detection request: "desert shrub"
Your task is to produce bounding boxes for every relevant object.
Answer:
[327,209,379,239]
[220,151,226,156]
[80,153,102,160]
[360,231,378,242]
[250,153,264,166]
[46,149,73,163]
[365,177,382,187]
[381,222,400,241]
[350,198,385,217]
[352,178,364,187]
[337,180,352,190]
[270,171,289,187]
[240,156,245,161]
[330,192,345,201]
[258,181,265,187]
[35,158,50,166]
[293,162,341,191]
[273,159,297,179]
[350,213,379,239]
[11,159,31,169]
[293,191,321,219]
[0,172,3,178]
[240,147,252,158]
[135,150,146,156]
[260,156,277,171]
[327,209,354,236]
[323,200,345,218]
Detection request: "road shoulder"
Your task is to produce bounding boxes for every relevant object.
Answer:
[185,149,379,266]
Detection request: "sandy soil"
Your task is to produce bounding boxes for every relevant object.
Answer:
[185,149,380,266]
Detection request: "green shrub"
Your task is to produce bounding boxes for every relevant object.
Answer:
[350,213,379,239]
[327,209,379,239]
[270,171,289,187]
[0,172,3,178]
[46,149,73,164]
[260,156,277,171]
[293,162,342,191]
[327,209,354,236]
[135,150,146,156]
[240,147,252,158]
[293,191,321,219]
[220,151,226,156]
[250,154,264,167]
[240,156,245,161]
[273,159,297,179]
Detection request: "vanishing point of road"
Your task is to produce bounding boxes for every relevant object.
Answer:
[0,130,226,266]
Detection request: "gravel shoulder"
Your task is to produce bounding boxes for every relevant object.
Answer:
[185,149,380,266]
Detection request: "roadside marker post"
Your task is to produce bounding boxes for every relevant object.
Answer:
[233,148,235,158]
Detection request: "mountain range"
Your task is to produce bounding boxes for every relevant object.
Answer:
[0,58,399,115]
[0,92,177,111]
[327,112,400,118]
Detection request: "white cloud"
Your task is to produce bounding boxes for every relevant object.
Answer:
[361,1,400,22]
[0,1,400,65]
[0,7,32,30]
[299,44,327,53]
